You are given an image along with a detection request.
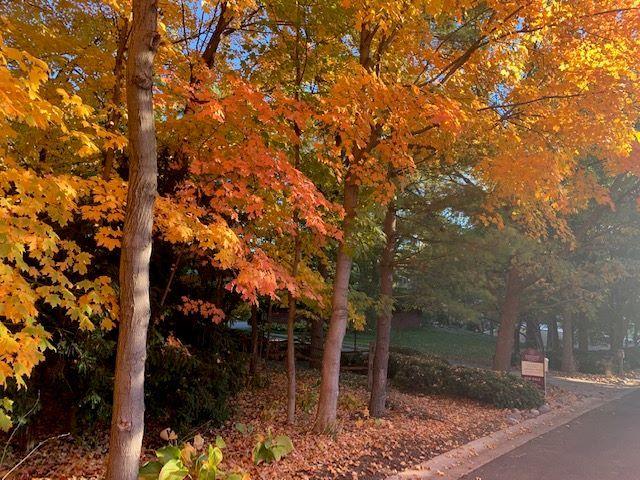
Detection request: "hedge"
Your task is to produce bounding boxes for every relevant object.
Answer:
[547,347,640,375]
[389,351,544,409]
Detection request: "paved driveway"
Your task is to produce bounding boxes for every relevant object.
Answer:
[460,389,640,480]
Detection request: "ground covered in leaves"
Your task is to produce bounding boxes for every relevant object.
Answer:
[4,368,573,479]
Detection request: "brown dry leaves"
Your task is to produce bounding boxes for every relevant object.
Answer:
[5,368,529,479]
[160,369,509,480]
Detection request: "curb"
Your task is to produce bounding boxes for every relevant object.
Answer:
[387,388,638,480]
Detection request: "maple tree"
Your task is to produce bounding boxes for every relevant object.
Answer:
[345,0,640,416]
[2,1,640,478]
[104,0,159,477]
[0,29,120,430]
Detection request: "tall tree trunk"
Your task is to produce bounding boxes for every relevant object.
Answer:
[264,299,273,361]
[286,236,301,424]
[610,315,629,352]
[105,1,158,479]
[309,317,324,369]
[310,261,330,370]
[513,320,522,357]
[577,321,589,352]
[313,180,358,433]
[493,265,524,371]
[611,315,629,376]
[369,201,396,417]
[286,9,304,424]
[249,304,260,377]
[525,318,541,349]
[535,323,543,350]
[561,310,576,373]
[547,317,560,352]
[102,16,129,180]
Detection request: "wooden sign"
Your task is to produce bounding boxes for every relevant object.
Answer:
[521,348,546,394]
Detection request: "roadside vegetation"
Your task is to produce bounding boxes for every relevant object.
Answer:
[2,1,640,479]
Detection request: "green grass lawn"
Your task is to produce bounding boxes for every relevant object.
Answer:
[346,325,496,366]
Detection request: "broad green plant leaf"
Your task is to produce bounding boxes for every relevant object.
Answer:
[138,461,162,480]
[156,446,181,465]
[158,459,188,480]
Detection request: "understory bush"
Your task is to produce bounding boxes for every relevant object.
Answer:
[573,350,613,374]
[548,347,640,375]
[389,352,544,409]
[145,331,247,431]
[139,435,248,480]
[623,347,640,369]
[13,324,246,436]
[574,347,640,375]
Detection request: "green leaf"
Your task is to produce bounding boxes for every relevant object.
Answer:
[158,459,188,480]
[215,435,226,449]
[271,435,294,461]
[251,433,293,464]
[251,444,264,465]
[252,444,272,465]
[197,466,217,480]
[139,461,162,480]
[194,453,207,472]
[208,445,223,467]
[156,446,181,465]
[0,398,13,432]
[0,413,11,432]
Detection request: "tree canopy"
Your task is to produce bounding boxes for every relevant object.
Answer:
[1,0,640,476]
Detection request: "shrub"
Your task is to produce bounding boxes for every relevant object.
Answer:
[444,366,543,408]
[145,331,247,431]
[139,435,247,480]
[546,347,640,375]
[16,325,247,436]
[389,352,544,409]
[252,430,294,465]
[573,351,614,374]
[623,347,640,369]
[389,352,451,394]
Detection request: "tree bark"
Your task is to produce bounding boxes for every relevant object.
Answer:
[313,179,358,433]
[105,1,158,479]
[286,8,305,424]
[310,262,330,370]
[309,317,324,369]
[493,264,524,371]
[577,321,589,352]
[611,315,629,375]
[264,299,273,360]
[286,236,301,424]
[513,320,522,357]
[369,201,396,417]
[249,304,260,377]
[547,317,560,352]
[102,16,129,180]
[525,318,542,349]
[610,315,629,352]
[201,2,233,69]
[561,311,576,373]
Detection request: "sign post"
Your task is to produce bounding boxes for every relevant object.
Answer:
[521,348,546,395]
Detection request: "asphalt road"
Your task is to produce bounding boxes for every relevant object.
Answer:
[460,389,640,480]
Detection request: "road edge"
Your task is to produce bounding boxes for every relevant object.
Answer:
[387,388,638,480]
